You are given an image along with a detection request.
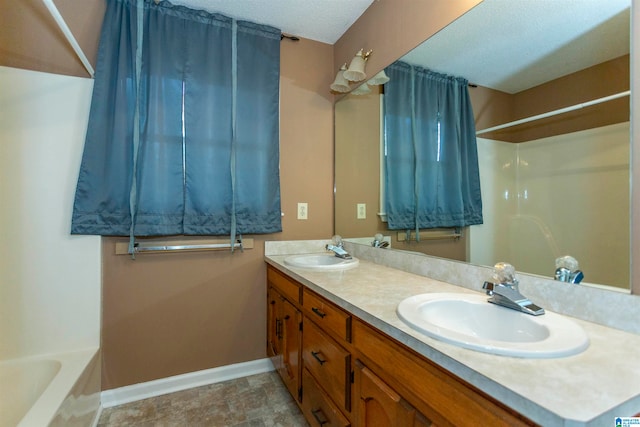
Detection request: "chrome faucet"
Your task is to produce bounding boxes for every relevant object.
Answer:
[482,262,544,316]
[372,233,389,248]
[326,235,352,259]
[554,255,584,284]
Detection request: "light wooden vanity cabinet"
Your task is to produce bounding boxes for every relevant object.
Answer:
[266,265,537,427]
[352,319,537,427]
[267,267,302,401]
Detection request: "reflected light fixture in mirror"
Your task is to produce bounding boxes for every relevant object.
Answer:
[368,69,390,85]
[330,63,351,93]
[351,82,372,95]
[350,69,390,95]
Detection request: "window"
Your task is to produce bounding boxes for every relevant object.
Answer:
[72,0,282,249]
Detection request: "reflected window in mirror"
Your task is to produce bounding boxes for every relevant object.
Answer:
[383,62,483,232]
[334,0,631,291]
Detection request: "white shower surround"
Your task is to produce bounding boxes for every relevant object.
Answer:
[0,66,101,425]
[471,123,630,289]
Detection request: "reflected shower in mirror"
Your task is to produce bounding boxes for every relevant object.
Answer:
[334,0,631,290]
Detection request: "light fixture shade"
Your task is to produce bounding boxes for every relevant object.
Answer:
[351,82,371,95]
[368,69,390,85]
[330,64,351,93]
[343,49,367,82]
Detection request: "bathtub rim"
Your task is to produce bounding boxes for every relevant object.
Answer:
[6,346,100,427]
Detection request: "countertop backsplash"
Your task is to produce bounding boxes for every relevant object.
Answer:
[264,239,640,335]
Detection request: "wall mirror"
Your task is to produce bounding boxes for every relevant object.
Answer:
[334,0,632,291]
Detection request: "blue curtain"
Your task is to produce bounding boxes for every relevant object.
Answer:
[384,61,483,230]
[71,0,282,241]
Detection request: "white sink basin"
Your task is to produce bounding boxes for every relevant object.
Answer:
[283,254,359,270]
[397,293,589,358]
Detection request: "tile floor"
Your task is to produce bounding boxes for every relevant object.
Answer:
[97,371,309,427]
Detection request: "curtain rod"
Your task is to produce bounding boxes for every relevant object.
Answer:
[114,238,255,255]
[397,228,462,242]
[475,90,630,135]
[41,0,95,78]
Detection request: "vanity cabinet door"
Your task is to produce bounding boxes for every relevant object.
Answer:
[280,298,302,400]
[267,287,280,360]
[354,360,432,427]
[267,284,302,402]
[352,319,537,427]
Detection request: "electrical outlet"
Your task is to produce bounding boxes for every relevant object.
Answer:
[297,203,308,220]
[357,203,366,219]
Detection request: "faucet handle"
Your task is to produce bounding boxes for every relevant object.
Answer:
[492,262,517,284]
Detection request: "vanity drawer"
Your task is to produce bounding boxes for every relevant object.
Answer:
[303,318,351,412]
[303,289,351,342]
[302,368,350,427]
[267,266,301,304]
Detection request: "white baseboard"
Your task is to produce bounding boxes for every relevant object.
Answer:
[90,405,103,427]
[100,358,275,408]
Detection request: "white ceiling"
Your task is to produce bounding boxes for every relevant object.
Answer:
[168,0,375,44]
[402,0,630,93]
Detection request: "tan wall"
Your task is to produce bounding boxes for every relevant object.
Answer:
[0,0,103,78]
[9,0,638,389]
[99,0,484,389]
[334,89,381,238]
[101,37,335,390]
[2,2,335,390]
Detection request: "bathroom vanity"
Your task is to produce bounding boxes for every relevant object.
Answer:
[265,240,640,427]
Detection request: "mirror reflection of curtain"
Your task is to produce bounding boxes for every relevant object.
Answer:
[384,61,483,232]
[71,0,282,249]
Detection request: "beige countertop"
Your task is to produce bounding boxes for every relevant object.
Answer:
[265,246,640,427]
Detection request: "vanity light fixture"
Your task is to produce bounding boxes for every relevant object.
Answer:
[330,63,351,93]
[343,48,372,82]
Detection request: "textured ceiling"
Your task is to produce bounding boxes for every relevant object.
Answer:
[169,0,375,44]
[163,0,629,94]
[402,0,630,93]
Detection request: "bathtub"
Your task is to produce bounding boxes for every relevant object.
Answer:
[0,348,100,427]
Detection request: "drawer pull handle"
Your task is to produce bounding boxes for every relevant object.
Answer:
[312,307,326,318]
[311,351,326,365]
[311,408,328,426]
